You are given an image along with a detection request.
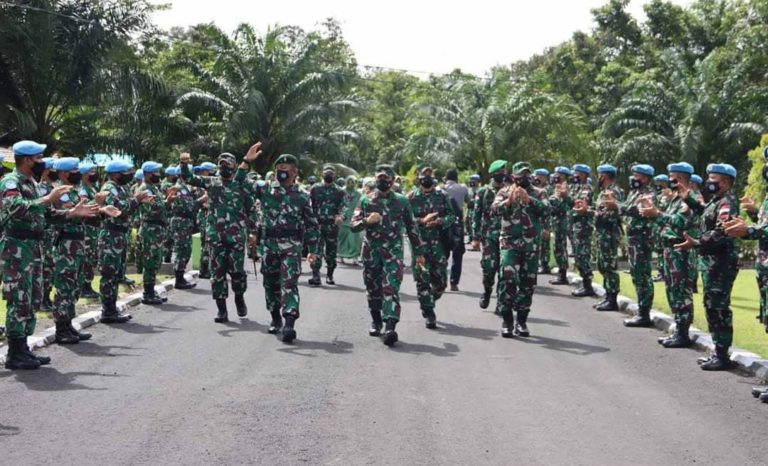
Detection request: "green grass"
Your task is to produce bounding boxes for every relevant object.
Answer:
[592,269,767,358]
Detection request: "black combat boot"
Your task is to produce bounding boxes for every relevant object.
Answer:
[80,282,100,299]
[100,300,132,324]
[549,270,568,285]
[68,321,92,341]
[55,320,80,345]
[424,309,437,330]
[21,336,51,365]
[624,307,653,327]
[501,313,514,338]
[751,386,768,398]
[4,338,41,370]
[369,309,383,336]
[382,318,398,346]
[142,283,163,305]
[40,294,53,312]
[214,299,228,323]
[571,278,595,297]
[174,271,196,290]
[700,345,732,371]
[281,315,297,343]
[479,287,492,309]
[235,293,247,317]
[760,391,768,403]
[326,267,336,285]
[595,293,619,311]
[515,310,530,337]
[308,269,321,286]
[268,310,283,334]
[660,321,692,348]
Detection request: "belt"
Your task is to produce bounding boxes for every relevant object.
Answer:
[5,228,43,241]
[265,229,301,239]
[57,231,85,241]
[105,224,129,233]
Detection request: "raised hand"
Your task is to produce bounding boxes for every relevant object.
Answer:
[243,142,263,163]
[67,200,100,219]
[100,205,122,218]
[366,212,381,225]
[740,195,757,214]
[94,191,108,206]
[723,216,749,238]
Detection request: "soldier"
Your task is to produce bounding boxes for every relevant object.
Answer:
[471,160,507,311]
[161,166,177,264]
[166,165,200,290]
[1,141,98,369]
[138,161,177,305]
[195,161,217,279]
[466,174,481,246]
[250,151,320,342]
[688,174,704,293]
[675,164,739,371]
[131,169,144,277]
[533,168,552,274]
[407,167,456,328]
[38,157,57,312]
[492,162,547,337]
[639,163,696,348]
[567,164,596,297]
[593,164,624,311]
[442,168,468,291]
[350,164,424,346]
[181,151,253,323]
[653,174,671,282]
[78,162,101,299]
[308,165,346,286]
[548,166,572,285]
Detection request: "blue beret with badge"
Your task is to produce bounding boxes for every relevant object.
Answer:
[706,163,737,178]
[597,164,616,175]
[134,170,144,181]
[105,160,133,173]
[667,162,694,175]
[52,157,80,172]
[631,164,655,176]
[534,168,550,177]
[141,161,163,173]
[555,166,572,176]
[654,174,669,183]
[572,164,591,175]
[12,140,47,156]
[691,174,703,185]
[79,162,96,174]
[165,166,180,176]
[200,162,217,172]
[42,157,54,170]
[192,165,202,174]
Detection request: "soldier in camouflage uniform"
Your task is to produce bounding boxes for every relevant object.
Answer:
[1,141,98,369]
[532,169,552,274]
[180,149,256,325]
[652,174,671,282]
[243,149,320,343]
[566,164,596,297]
[471,160,508,312]
[78,162,101,299]
[161,168,177,264]
[640,163,696,348]
[407,167,456,329]
[99,160,152,324]
[308,165,346,286]
[548,166,573,285]
[492,162,548,338]
[465,174,481,243]
[166,165,201,290]
[675,164,740,371]
[604,164,657,327]
[688,175,704,293]
[38,157,57,312]
[351,164,424,346]
[195,162,217,279]
[593,164,624,311]
[138,161,177,305]
[130,169,144,277]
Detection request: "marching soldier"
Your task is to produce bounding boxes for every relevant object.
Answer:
[195,161,217,279]
[167,165,200,290]
[308,165,346,286]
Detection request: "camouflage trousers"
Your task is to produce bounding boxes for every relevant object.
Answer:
[140,223,166,286]
[211,238,247,300]
[99,229,128,304]
[663,247,693,330]
[481,237,499,290]
[757,270,768,328]
[498,245,537,317]
[311,224,339,274]
[539,229,551,269]
[362,243,405,322]
[53,238,85,322]
[700,254,739,348]
[83,224,99,282]
[596,227,620,294]
[261,245,302,318]
[552,220,569,271]
[414,240,448,312]
[571,220,593,280]
[42,228,56,300]
[171,220,194,273]
[688,250,699,290]
[200,230,210,276]
[1,238,42,338]
[627,234,654,310]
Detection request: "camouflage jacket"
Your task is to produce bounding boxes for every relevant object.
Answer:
[170,180,199,235]
[655,193,695,244]
[406,187,456,242]
[697,190,739,259]
[100,180,140,231]
[471,185,501,242]
[620,185,655,236]
[78,182,101,229]
[253,181,319,253]
[548,183,571,226]
[747,195,768,271]
[0,169,66,235]
[49,181,84,235]
[350,189,423,256]
[595,183,624,231]
[567,182,594,224]
[492,185,548,251]
[309,182,346,226]
[137,182,169,227]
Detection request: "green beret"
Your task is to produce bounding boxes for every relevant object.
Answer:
[511,162,531,175]
[275,154,298,166]
[375,164,395,178]
[488,160,507,175]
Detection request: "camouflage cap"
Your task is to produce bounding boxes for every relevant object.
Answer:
[511,161,531,175]
[322,164,335,174]
[275,154,298,167]
[419,166,433,176]
[217,152,237,165]
[375,164,395,178]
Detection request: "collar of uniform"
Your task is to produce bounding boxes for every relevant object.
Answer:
[13,168,31,182]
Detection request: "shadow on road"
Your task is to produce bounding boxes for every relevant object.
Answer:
[61,342,143,358]
[106,322,181,335]
[156,303,202,313]
[0,424,20,436]
[436,322,498,341]
[515,334,609,356]
[217,318,268,337]
[276,338,354,356]
[0,367,121,391]
[389,341,460,357]
[527,317,571,327]
[325,283,367,293]
[180,287,211,296]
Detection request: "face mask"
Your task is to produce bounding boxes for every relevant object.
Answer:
[469,181,476,187]
[118,173,133,185]
[323,174,334,183]
[629,178,642,190]
[655,185,663,193]
[48,171,59,182]
[87,174,98,183]
[376,179,391,192]
[148,174,160,184]
[32,161,47,181]
[516,176,531,189]
[571,175,580,184]
[276,170,290,182]
[532,178,541,186]
[218,167,234,178]
[705,180,720,194]
[669,179,679,190]
[492,173,506,184]
[419,177,435,189]
[66,172,82,185]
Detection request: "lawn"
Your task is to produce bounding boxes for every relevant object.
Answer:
[592,269,767,358]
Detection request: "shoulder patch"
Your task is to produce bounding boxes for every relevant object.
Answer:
[5,180,18,190]
[111,187,119,196]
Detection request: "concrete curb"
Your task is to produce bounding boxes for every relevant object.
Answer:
[1,271,200,366]
[559,269,768,382]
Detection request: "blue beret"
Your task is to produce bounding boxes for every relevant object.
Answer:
[691,174,703,185]
[667,162,694,175]
[706,163,737,178]
[141,161,163,173]
[165,166,180,176]
[105,160,133,173]
[200,162,217,172]
[192,165,202,173]
[469,174,481,180]
[42,157,54,170]
[654,175,669,183]
[12,140,47,157]
[534,169,550,177]
[79,162,96,174]
[597,164,616,175]
[572,164,591,175]
[134,170,144,181]
[555,166,572,176]
[631,164,655,176]
[52,157,80,172]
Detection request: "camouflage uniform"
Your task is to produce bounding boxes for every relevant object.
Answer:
[471,184,502,310]
[38,180,56,309]
[407,185,456,324]
[568,178,595,293]
[161,177,175,262]
[538,182,553,272]
[309,180,346,283]
[78,181,101,293]
[137,180,168,299]
[595,182,624,301]
[653,190,672,279]
[620,184,656,318]
[745,195,768,331]
[170,179,199,274]
[50,183,86,326]
[548,181,571,283]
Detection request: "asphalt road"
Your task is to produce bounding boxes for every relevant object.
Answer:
[1,251,766,465]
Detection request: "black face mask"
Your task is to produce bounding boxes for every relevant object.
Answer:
[629,178,642,190]
[276,170,290,183]
[66,172,82,185]
[492,173,506,184]
[219,167,234,178]
[87,174,98,183]
[376,179,391,192]
[571,175,580,184]
[32,161,47,181]
[469,181,476,187]
[532,178,541,186]
[48,171,59,182]
[762,165,768,184]
[655,185,663,193]
[118,173,133,185]
[705,180,720,194]
[323,174,334,184]
[669,179,679,190]
[148,174,160,184]
[419,177,435,189]
[516,176,531,189]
